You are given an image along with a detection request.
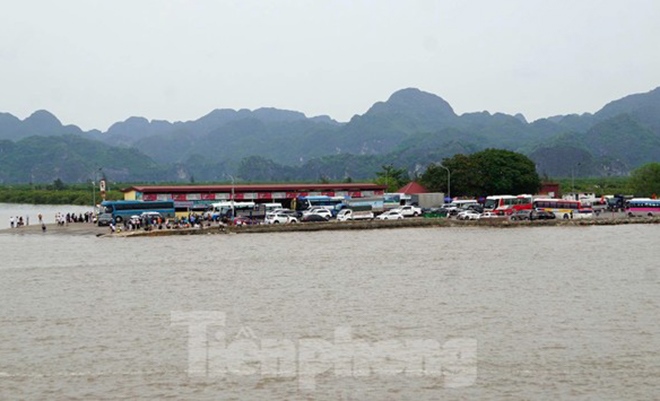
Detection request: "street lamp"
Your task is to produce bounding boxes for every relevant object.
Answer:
[437,164,451,201]
[91,167,102,214]
[92,167,103,217]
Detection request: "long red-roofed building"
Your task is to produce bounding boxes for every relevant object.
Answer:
[121,183,387,209]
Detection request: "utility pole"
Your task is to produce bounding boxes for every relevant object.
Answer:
[571,162,581,197]
[438,164,451,201]
[229,174,235,224]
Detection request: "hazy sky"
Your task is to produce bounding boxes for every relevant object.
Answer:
[1,0,659,131]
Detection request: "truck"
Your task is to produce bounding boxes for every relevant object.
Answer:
[340,196,385,214]
[336,205,375,221]
[605,195,629,212]
[391,204,422,217]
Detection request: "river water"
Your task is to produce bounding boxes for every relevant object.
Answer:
[0,203,94,226]
[0,203,658,400]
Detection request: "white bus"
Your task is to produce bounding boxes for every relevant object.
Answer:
[208,201,256,219]
[532,198,584,220]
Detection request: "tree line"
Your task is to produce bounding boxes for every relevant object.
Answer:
[375,148,660,198]
[1,148,659,205]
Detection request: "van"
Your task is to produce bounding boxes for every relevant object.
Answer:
[337,207,374,221]
[263,203,283,213]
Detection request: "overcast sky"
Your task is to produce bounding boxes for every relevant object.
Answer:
[1,0,659,131]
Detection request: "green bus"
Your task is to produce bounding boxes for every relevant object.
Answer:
[97,200,175,225]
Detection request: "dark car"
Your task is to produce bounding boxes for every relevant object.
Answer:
[422,207,449,218]
[509,210,532,221]
[530,210,556,220]
[301,214,329,223]
[467,204,484,213]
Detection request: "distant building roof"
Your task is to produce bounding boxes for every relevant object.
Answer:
[396,181,429,194]
[121,183,386,194]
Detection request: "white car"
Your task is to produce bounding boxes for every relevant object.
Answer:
[140,211,163,224]
[572,208,594,219]
[264,213,299,224]
[302,207,333,220]
[480,211,501,219]
[456,210,481,220]
[391,205,422,217]
[376,210,404,220]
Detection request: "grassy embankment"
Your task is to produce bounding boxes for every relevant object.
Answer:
[0,183,123,205]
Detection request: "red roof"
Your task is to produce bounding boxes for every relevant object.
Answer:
[396,181,428,194]
[122,183,387,194]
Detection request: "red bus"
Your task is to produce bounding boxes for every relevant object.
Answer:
[483,194,533,215]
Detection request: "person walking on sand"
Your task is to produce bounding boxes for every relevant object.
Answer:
[9,216,14,228]
[38,213,43,224]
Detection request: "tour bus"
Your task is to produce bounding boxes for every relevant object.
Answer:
[293,195,346,216]
[626,198,660,217]
[532,198,583,220]
[209,201,257,220]
[97,200,175,225]
[483,194,533,215]
[339,196,385,214]
[174,203,212,219]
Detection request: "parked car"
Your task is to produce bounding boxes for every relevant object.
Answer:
[301,214,329,223]
[336,208,374,221]
[466,204,484,213]
[480,211,501,219]
[265,213,298,224]
[302,207,333,220]
[267,208,302,218]
[391,205,422,217]
[571,209,593,220]
[509,210,532,221]
[140,211,163,224]
[422,207,448,218]
[376,210,405,220]
[529,210,556,220]
[456,210,481,220]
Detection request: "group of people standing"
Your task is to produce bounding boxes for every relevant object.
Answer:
[55,212,95,225]
[9,215,29,228]
[8,211,97,230]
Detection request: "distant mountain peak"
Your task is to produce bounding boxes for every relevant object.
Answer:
[201,107,309,124]
[25,109,62,126]
[513,113,527,123]
[251,107,307,122]
[366,88,456,120]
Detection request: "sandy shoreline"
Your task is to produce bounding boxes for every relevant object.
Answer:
[2,214,658,238]
[0,222,108,236]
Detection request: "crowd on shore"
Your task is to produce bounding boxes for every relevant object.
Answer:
[8,211,97,230]
[109,212,216,234]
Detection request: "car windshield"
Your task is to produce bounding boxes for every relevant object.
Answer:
[483,199,498,209]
